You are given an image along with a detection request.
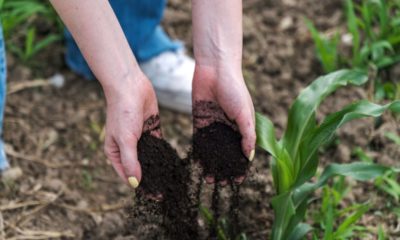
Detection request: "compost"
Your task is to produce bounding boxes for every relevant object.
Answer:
[136,126,199,239]
[193,122,249,182]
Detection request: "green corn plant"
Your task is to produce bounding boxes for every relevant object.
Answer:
[311,177,372,239]
[346,0,362,67]
[1,0,62,63]
[375,81,400,101]
[353,146,400,202]
[346,0,400,69]
[385,132,400,145]
[8,27,60,62]
[308,0,400,75]
[256,69,400,240]
[378,225,387,240]
[305,19,340,73]
[375,170,400,202]
[200,206,248,240]
[1,0,61,36]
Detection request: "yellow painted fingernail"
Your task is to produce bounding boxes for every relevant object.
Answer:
[249,149,255,162]
[128,177,139,189]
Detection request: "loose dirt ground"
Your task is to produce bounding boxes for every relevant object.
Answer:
[1,0,399,239]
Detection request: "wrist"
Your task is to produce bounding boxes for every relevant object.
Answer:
[101,70,148,104]
[194,62,243,83]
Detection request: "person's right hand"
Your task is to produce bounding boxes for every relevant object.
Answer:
[103,73,160,189]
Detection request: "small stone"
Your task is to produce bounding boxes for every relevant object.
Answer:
[2,167,23,181]
[279,16,293,31]
[337,144,351,162]
[341,33,353,46]
[44,178,66,192]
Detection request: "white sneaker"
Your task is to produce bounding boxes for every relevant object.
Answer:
[139,49,194,114]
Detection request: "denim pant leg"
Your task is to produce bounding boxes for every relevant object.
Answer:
[65,0,182,80]
[0,25,8,170]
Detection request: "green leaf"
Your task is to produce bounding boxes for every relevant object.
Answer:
[385,132,400,145]
[293,162,389,208]
[378,225,386,240]
[30,33,60,58]
[24,27,36,61]
[271,192,296,240]
[283,69,368,165]
[256,112,295,193]
[346,0,361,66]
[322,189,334,240]
[199,205,214,226]
[256,113,280,158]
[287,223,312,240]
[353,147,374,163]
[297,100,400,185]
[334,204,370,238]
[305,18,339,73]
[317,162,389,187]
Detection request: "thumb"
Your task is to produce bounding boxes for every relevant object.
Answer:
[235,107,256,162]
[118,135,142,188]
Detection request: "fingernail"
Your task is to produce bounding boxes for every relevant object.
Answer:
[128,177,139,189]
[249,149,255,162]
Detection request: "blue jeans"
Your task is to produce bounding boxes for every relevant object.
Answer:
[65,0,182,80]
[0,24,8,170]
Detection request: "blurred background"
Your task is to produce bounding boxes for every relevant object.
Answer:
[0,0,399,239]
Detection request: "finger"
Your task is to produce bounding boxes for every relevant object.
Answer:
[142,114,162,138]
[235,107,256,162]
[117,134,142,189]
[220,180,228,186]
[104,136,127,182]
[205,176,215,184]
[234,175,246,185]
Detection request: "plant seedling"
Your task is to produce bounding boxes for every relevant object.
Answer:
[200,205,248,240]
[307,0,400,101]
[256,69,400,240]
[311,176,373,239]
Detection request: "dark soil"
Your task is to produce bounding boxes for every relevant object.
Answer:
[135,117,245,240]
[136,128,199,240]
[193,122,249,182]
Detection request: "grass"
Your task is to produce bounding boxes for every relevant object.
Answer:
[256,69,400,240]
[353,146,400,202]
[310,176,373,239]
[200,205,248,240]
[0,0,62,64]
[306,0,400,101]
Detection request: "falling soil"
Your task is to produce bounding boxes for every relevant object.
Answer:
[193,122,250,182]
[131,117,247,239]
[191,119,248,239]
[229,183,241,238]
[135,130,199,240]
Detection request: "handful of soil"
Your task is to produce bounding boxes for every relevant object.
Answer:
[193,122,250,182]
[137,131,198,239]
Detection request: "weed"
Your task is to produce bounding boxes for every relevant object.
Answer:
[81,170,93,191]
[200,205,248,240]
[0,0,62,63]
[311,177,372,239]
[353,146,400,202]
[306,0,400,101]
[385,132,400,145]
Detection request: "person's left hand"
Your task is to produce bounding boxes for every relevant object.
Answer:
[192,63,256,185]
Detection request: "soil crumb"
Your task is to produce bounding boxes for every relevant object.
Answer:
[133,124,199,239]
[193,122,249,182]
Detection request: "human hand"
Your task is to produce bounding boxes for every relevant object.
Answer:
[103,73,161,189]
[192,64,256,185]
